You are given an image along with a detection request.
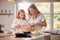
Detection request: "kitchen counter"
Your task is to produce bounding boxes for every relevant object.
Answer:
[0,33,50,40]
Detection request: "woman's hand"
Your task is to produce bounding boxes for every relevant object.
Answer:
[29,23,35,27]
[34,21,47,27]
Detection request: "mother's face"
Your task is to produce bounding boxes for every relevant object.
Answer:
[29,8,38,15]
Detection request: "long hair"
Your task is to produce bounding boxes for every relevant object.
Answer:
[28,4,40,15]
[16,9,25,19]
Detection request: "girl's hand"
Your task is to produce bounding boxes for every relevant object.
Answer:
[15,24,21,29]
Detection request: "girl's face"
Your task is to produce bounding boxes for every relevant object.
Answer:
[19,12,25,19]
[29,8,38,15]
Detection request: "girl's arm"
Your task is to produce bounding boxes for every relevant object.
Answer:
[11,19,21,29]
[15,24,21,29]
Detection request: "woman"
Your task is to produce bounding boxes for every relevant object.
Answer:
[28,4,47,31]
[11,9,31,37]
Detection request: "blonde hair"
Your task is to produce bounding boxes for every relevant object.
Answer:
[16,9,25,19]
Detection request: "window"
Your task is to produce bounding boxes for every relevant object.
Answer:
[53,2,60,30]
[18,3,50,29]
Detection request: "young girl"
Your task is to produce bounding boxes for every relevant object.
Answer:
[11,9,31,37]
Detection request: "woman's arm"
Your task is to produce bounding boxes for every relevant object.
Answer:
[29,20,47,27]
[34,14,47,27]
[35,20,47,27]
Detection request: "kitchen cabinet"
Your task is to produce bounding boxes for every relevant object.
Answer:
[50,34,60,40]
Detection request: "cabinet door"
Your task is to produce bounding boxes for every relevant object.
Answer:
[51,35,60,40]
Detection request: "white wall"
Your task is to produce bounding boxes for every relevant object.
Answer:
[0,0,16,31]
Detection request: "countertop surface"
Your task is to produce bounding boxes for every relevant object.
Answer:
[0,33,50,40]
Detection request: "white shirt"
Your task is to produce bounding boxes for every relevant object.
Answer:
[29,13,46,30]
[11,18,29,33]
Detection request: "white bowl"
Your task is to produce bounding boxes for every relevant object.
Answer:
[31,32,40,36]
